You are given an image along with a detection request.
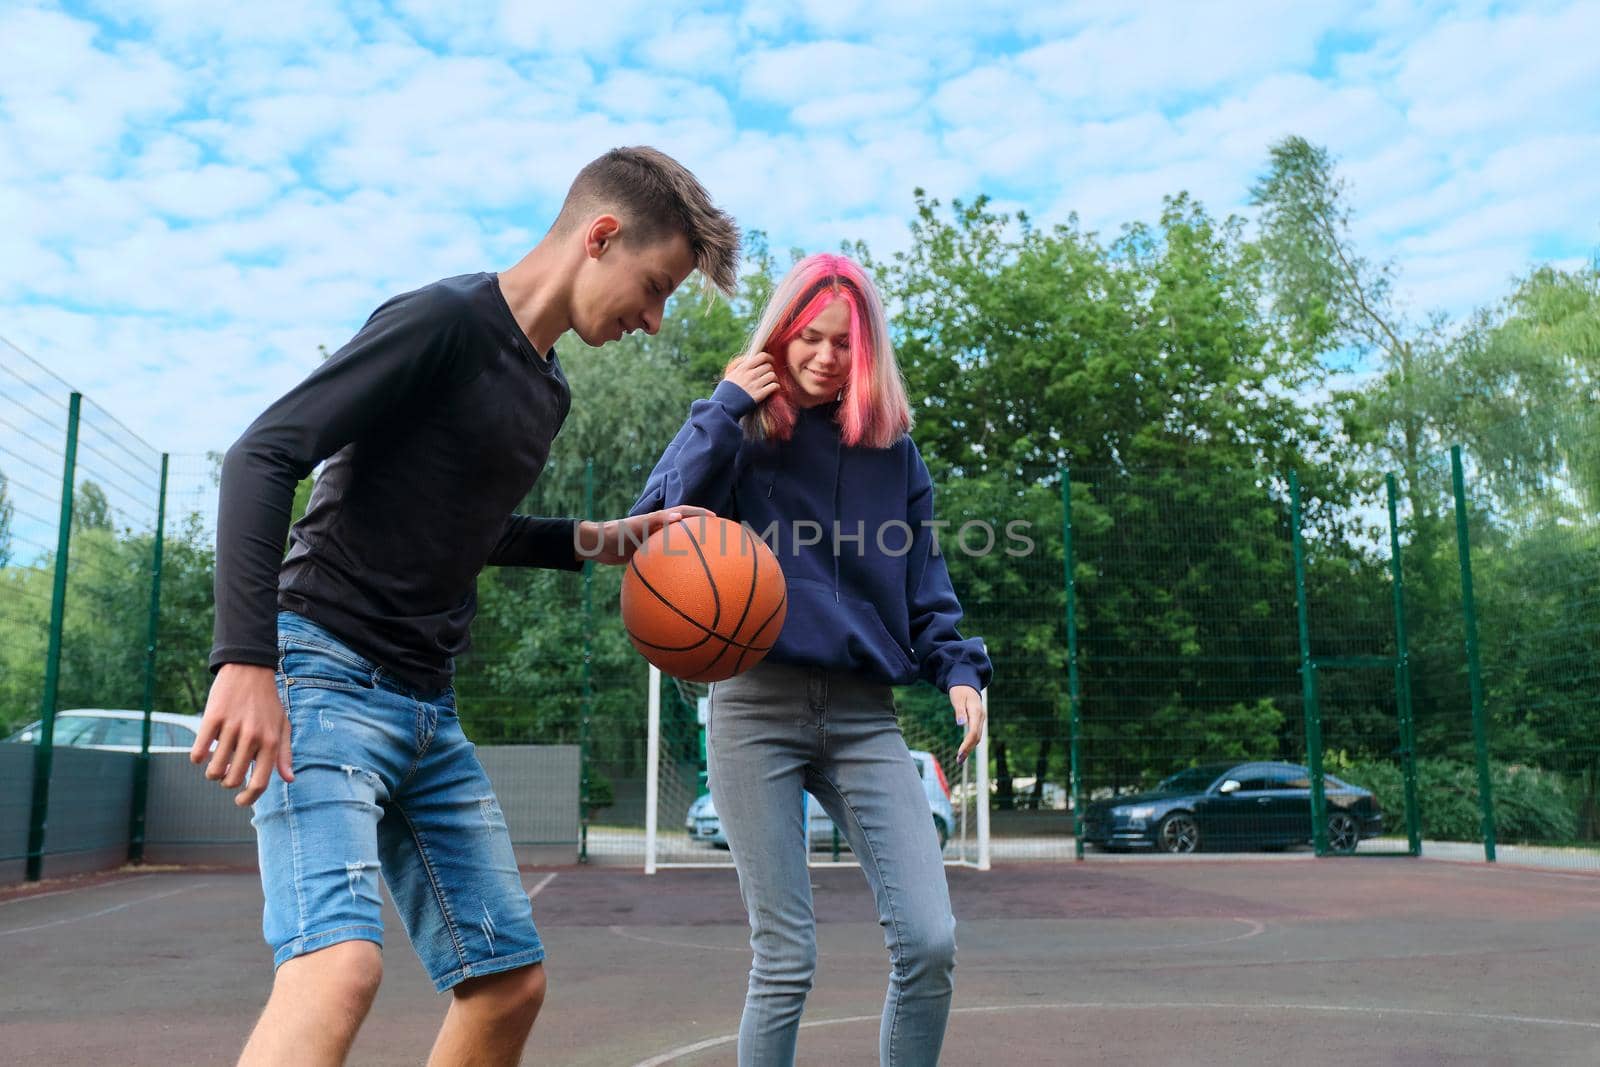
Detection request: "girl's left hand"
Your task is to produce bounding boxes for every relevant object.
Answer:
[950,685,985,766]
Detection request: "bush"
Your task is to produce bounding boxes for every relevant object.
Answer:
[1334,756,1578,844]
[584,770,615,815]
[1491,763,1578,843]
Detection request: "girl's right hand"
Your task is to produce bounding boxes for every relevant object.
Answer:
[725,351,781,405]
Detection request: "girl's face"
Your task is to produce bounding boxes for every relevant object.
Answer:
[783,296,852,408]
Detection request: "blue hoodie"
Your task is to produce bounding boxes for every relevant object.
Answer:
[631,380,993,694]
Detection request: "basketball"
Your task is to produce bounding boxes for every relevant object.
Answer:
[621,516,789,682]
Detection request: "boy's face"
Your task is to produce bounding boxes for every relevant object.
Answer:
[571,218,696,348]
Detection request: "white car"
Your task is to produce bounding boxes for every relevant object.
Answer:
[686,749,958,850]
[4,708,204,754]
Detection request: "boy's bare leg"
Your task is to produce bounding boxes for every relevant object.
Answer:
[427,963,548,1067]
[238,941,383,1067]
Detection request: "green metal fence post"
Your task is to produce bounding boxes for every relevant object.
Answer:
[579,458,595,863]
[1385,473,1422,857]
[26,392,81,882]
[1290,470,1329,856]
[1060,467,1085,861]
[1451,447,1497,863]
[129,453,169,864]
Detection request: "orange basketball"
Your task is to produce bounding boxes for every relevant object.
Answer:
[621,516,788,683]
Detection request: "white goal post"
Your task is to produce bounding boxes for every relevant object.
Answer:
[645,662,991,873]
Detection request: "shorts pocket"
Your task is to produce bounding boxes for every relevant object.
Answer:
[278,641,375,692]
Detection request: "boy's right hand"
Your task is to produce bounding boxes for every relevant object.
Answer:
[725,351,780,405]
[191,663,294,808]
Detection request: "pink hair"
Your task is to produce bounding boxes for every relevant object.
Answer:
[728,253,912,449]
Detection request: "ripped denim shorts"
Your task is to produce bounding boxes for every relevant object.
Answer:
[251,611,544,992]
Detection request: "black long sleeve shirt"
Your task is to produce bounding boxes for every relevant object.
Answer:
[210,272,581,693]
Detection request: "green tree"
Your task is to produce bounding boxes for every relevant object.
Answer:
[0,468,13,568]
[865,188,1362,795]
[72,480,113,532]
[0,560,50,732]
[151,512,222,715]
[1421,268,1600,839]
[1458,267,1600,507]
[1256,139,1600,841]
[1251,136,1437,480]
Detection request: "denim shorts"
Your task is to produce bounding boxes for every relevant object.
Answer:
[251,611,544,992]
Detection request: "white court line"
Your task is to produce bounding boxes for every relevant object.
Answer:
[0,883,207,938]
[631,1000,1600,1066]
[0,873,155,908]
[526,873,557,899]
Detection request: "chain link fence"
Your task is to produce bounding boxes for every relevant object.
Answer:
[3,341,1595,879]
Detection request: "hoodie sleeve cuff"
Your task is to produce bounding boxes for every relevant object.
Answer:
[711,379,758,419]
[946,666,985,694]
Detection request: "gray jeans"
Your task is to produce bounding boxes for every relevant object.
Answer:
[708,661,957,1066]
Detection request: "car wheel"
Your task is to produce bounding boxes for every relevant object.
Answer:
[1156,812,1201,854]
[1327,812,1360,854]
[933,816,949,850]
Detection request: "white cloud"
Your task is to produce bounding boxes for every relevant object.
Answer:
[1391,3,1600,139]
[492,0,663,53]
[791,0,1018,37]
[634,14,741,73]
[592,69,734,124]
[134,163,283,221]
[1400,242,1538,319]
[1017,3,1333,112]
[0,0,1595,465]
[1049,158,1247,238]
[738,41,931,106]
[931,65,1052,130]
[386,0,696,60]
[0,6,188,177]
[1395,135,1600,264]
[80,0,357,52]
[790,88,925,129]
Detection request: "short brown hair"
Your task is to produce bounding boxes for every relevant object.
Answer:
[555,146,740,295]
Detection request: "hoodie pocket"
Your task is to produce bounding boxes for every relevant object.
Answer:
[782,577,916,681]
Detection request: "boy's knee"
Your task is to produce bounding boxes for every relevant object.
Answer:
[515,962,548,1017]
[456,962,546,1024]
[280,940,384,1011]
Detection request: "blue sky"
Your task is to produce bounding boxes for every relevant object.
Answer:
[1,0,1597,468]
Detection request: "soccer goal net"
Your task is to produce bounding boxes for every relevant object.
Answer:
[643,664,989,872]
